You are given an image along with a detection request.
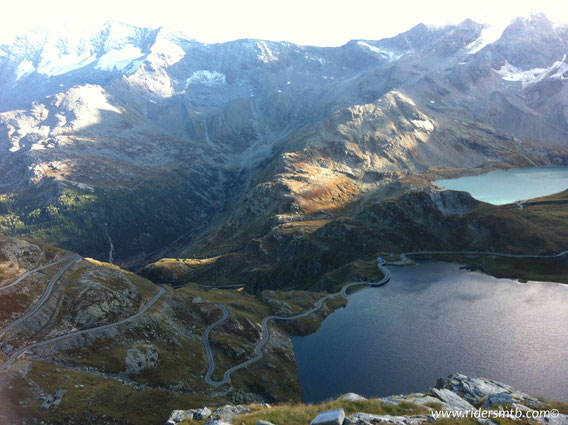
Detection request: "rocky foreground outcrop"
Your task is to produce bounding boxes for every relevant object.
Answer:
[166,374,567,425]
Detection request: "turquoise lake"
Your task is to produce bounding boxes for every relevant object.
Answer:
[434,167,568,205]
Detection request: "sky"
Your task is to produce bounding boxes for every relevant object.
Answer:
[1,0,568,45]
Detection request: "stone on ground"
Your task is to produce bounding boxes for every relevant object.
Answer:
[311,408,345,425]
[165,410,193,424]
[194,406,212,420]
[348,413,433,425]
[430,388,475,411]
[339,393,367,402]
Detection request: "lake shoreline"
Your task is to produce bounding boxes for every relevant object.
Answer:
[292,261,568,403]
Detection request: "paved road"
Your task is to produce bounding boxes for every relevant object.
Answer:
[397,249,568,264]
[203,303,229,384]
[203,248,568,387]
[0,255,81,338]
[0,254,77,293]
[203,261,391,386]
[0,286,166,372]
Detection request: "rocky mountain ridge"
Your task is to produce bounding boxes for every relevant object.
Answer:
[1,15,567,265]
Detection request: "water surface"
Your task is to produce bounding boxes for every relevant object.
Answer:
[434,167,568,205]
[292,262,568,402]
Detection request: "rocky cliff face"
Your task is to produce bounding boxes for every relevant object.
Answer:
[0,16,567,265]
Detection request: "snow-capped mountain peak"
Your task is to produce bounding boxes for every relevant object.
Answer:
[0,21,169,79]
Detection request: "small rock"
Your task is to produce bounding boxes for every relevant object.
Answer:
[349,413,433,425]
[125,344,159,374]
[311,408,345,425]
[431,388,475,411]
[257,421,276,425]
[338,393,367,402]
[194,406,212,420]
[436,374,511,404]
[436,373,548,409]
[214,404,250,420]
[477,419,498,425]
[535,414,568,425]
[400,394,445,408]
[165,410,193,424]
[482,392,514,407]
[379,396,400,406]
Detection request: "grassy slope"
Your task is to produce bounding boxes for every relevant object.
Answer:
[0,237,356,423]
[141,177,567,292]
[0,168,223,265]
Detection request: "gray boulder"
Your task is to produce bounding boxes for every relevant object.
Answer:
[477,419,498,425]
[125,344,159,374]
[436,373,550,408]
[213,404,251,420]
[339,393,367,402]
[348,413,433,425]
[165,410,193,424]
[430,388,475,411]
[311,408,345,425]
[194,406,212,420]
[378,397,400,406]
[482,392,514,407]
[436,374,513,404]
[535,414,568,425]
[395,394,446,408]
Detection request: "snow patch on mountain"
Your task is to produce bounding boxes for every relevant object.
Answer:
[15,60,35,80]
[121,32,188,98]
[3,21,158,80]
[495,55,568,86]
[185,70,226,86]
[54,85,122,115]
[357,41,398,60]
[411,119,435,132]
[149,32,186,66]
[257,41,278,63]
[96,45,145,72]
[466,20,511,54]
[37,51,97,77]
[0,84,121,152]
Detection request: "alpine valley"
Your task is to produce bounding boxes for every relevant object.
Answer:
[0,15,567,425]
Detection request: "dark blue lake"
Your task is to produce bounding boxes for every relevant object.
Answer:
[292,262,568,402]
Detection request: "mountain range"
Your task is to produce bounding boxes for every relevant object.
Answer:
[1,14,568,424]
[0,15,567,273]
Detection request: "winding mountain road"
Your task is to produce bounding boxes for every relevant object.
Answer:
[0,255,81,338]
[203,261,392,386]
[0,286,166,372]
[0,254,78,293]
[397,249,568,263]
[203,303,229,384]
[2,248,566,379]
[203,249,568,387]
